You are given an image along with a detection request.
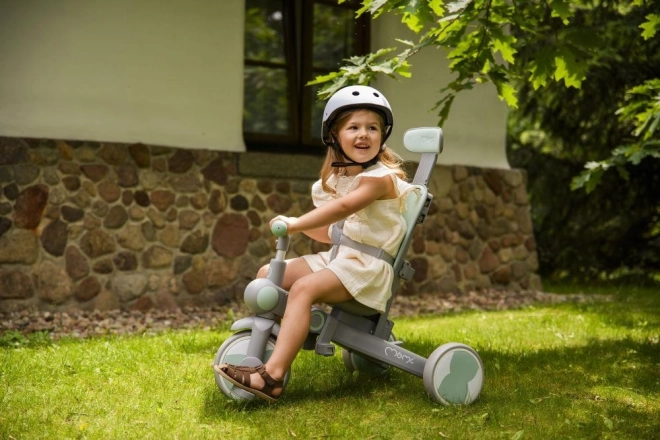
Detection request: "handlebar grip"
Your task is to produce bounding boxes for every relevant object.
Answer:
[271,220,288,237]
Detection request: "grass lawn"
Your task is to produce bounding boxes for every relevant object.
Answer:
[1,286,658,439]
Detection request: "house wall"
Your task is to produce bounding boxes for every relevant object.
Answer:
[0,0,245,152]
[0,137,541,313]
[0,0,510,170]
[371,15,510,169]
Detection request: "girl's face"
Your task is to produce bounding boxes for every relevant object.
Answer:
[335,109,383,173]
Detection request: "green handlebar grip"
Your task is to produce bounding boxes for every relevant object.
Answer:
[271,220,288,237]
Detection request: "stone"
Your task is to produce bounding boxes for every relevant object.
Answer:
[74,276,102,302]
[189,193,207,209]
[4,183,19,200]
[98,180,121,203]
[146,208,166,228]
[141,221,158,241]
[182,270,206,294]
[202,158,229,185]
[482,170,503,195]
[80,164,109,182]
[168,150,194,173]
[132,295,154,312]
[134,190,150,207]
[37,261,73,304]
[113,251,138,271]
[0,138,29,165]
[61,205,84,222]
[478,246,500,273]
[111,273,148,302]
[181,230,209,254]
[410,257,428,283]
[0,270,34,299]
[169,174,202,193]
[178,210,200,230]
[80,229,116,258]
[0,217,11,237]
[62,175,81,191]
[65,246,90,280]
[142,245,173,268]
[14,164,40,185]
[91,289,121,311]
[14,184,48,229]
[151,190,175,211]
[117,223,147,251]
[490,266,511,285]
[103,205,128,229]
[92,258,114,274]
[212,214,249,258]
[41,219,68,256]
[121,190,134,206]
[230,195,249,211]
[98,143,128,165]
[128,143,151,168]
[158,224,180,247]
[208,189,227,213]
[174,255,192,274]
[266,193,293,214]
[0,229,39,264]
[91,200,109,218]
[117,163,139,187]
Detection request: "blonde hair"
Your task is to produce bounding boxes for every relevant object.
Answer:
[320,109,407,194]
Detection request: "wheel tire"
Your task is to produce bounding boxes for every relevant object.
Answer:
[341,333,395,375]
[213,331,287,401]
[423,343,484,405]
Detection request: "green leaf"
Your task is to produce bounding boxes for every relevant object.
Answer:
[553,47,587,88]
[497,82,519,108]
[549,0,571,25]
[491,31,517,64]
[527,47,555,89]
[640,14,660,40]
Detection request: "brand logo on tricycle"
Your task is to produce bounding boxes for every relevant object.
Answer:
[384,346,414,364]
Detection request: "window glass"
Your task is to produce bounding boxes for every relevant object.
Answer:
[243,0,369,151]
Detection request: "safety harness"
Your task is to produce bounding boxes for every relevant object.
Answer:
[328,220,394,266]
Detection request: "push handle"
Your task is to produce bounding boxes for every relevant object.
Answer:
[271,220,288,237]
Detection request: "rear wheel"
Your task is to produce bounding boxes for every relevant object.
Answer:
[341,333,396,375]
[423,343,484,405]
[213,331,287,401]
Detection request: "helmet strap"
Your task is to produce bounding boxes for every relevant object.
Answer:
[330,137,380,169]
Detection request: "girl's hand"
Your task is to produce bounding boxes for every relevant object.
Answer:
[269,215,299,232]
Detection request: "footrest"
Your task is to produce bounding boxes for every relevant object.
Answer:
[315,342,335,356]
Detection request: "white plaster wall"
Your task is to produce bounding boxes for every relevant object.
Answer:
[372,15,510,169]
[0,0,246,152]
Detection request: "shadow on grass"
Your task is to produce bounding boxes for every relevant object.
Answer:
[199,336,659,438]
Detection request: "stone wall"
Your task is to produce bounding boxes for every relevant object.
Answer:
[0,137,542,313]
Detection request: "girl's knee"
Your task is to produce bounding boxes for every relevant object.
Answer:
[257,264,269,279]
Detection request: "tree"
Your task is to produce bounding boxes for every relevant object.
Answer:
[310,0,660,192]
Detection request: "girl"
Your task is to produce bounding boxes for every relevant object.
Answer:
[215,85,416,402]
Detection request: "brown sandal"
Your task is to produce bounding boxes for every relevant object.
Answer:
[214,363,283,402]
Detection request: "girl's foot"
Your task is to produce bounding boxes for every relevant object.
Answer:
[214,363,283,402]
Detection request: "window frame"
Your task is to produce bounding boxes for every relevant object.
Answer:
[243,0,370,154]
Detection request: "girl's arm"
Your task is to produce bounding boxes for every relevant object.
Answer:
[271,175,396,235]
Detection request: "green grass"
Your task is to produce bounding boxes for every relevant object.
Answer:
[1,287,658,439]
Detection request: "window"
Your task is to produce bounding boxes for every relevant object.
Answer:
[243,0,370,153]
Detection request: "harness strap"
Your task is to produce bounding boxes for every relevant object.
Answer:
[329,220,395,266]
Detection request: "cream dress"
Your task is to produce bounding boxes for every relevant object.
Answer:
[302,163,416,313]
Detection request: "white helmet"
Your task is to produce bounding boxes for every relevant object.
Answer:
[321,85,394,146]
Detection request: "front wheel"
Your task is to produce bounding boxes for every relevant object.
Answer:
[213,331,288,401]
[423,343,484,405]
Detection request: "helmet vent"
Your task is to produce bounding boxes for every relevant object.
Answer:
[352,91,360,96]
[373,93,380,97]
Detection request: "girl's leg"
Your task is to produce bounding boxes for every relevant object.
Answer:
[238,268,352,397]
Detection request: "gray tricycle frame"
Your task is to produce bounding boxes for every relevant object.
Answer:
[214,127,484,405]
